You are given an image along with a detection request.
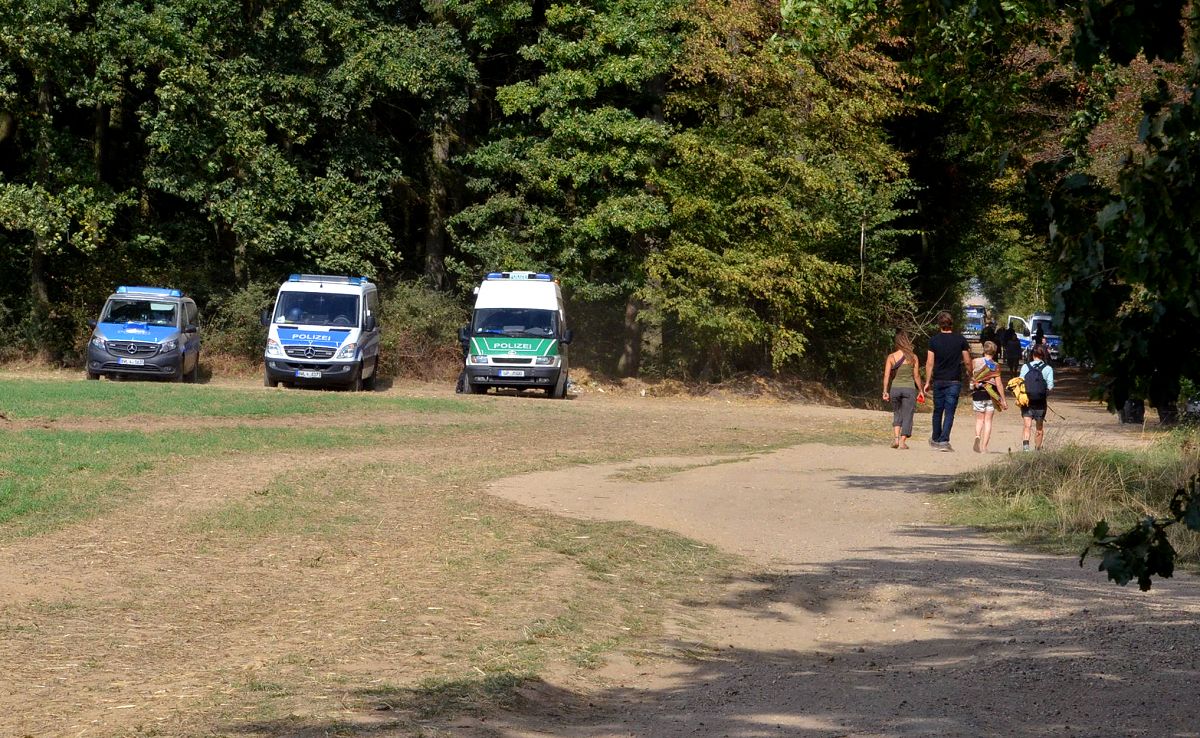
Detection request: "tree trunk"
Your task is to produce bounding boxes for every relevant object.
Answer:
[31,74,55,362]
[218,220,246,285]
[29,246,53,363]
[616,296,642,377]
[93,101,107,173]
[424,119,452,289]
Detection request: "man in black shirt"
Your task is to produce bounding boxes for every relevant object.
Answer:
[922,311,973,451]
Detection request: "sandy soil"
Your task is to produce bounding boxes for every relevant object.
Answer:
[475,372,1200,737]
[2,368,1196,737]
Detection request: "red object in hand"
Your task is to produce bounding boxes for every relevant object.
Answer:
[918,393,926,404]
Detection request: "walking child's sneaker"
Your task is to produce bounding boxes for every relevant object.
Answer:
[973,436,981,453]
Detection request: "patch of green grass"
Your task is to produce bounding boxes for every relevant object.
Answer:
[0,423,462,536]
[609,455,760,483]
[189,475,359,537]
[942,429,1200,561]
[0,377,478,421]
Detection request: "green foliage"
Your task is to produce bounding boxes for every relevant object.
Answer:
[647,0,913,378]
[376,283,469,379]
[1045,74,1200,416]
[451,0,680,302]
[1081,474,1200,590]
[202,281,276,360]
[9,0,1192,400]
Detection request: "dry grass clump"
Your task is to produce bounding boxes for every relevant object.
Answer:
[946,430,1200,563]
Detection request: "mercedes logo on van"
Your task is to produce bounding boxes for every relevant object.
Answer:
[304,347,315,359]
[127,344,137,355]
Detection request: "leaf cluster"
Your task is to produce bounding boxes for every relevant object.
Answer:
[1081,473,1200,590]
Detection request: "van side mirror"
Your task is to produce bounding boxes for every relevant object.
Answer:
[561,328,574,345]
[458,326,470,344]
[260,309,271,327]
[87,319,97,328]
[363,315,377,332]
[183,325,198,334]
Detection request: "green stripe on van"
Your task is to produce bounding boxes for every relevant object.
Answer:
[470,337,558,356]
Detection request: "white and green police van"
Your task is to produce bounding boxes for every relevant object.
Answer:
[459,271,572,398]
[261,274,380,390]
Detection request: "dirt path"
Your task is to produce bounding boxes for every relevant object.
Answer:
[476,380,1200,736]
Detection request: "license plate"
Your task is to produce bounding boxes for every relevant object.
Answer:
[296,370,322,379]
[118,358,145,366]
[499,369,525,377]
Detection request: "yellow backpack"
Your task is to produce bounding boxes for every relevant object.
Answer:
[1006,376,1029,408]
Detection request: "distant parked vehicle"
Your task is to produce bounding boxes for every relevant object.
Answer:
[1007,311,1062,362]
[86,286,201,382]
[963,304,986,341]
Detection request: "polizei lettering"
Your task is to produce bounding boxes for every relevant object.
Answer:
[491,342,534,350]
[292,333,333,341]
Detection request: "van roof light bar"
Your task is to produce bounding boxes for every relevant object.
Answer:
[485,271,554,281]
[288,274,368,285]
[116,286,183,297]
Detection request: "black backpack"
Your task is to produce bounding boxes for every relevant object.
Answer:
[1024,361,1048,401]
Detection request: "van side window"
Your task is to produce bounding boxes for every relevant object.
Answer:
[186,302,198,327]
[366,291,379,321]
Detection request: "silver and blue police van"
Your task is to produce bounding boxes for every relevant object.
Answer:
[86,286,202,382]
[261,274,381,390]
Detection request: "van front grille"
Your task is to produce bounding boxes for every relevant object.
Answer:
[491,357,533,364]
[106,341,160,357]
[284,346,337,359]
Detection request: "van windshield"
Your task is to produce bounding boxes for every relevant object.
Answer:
[472,308,557,338]
[101,299,178,326]
[274,293,359,327]
[1032,318,1054,335]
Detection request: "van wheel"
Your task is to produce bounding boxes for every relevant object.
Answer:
[86,371,100,380]
[362,361,377,391]
[172,362,185,382]
[348,364,363,392]
[264,370,277,388]
[463,379,482,395]
[184,355,199,383]
[548,373,568,399]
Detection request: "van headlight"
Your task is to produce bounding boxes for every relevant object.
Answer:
[90,335,106,349]
[336,342,357,359]
[266,338,283,356]
[470,355,489,364]
[534,356,558,366]
[160,338,178,352]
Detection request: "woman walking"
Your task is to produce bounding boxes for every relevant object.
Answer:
[970,341,1008,453]
[882,330,924,449]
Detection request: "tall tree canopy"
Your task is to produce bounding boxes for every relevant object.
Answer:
[0,0,1196,408]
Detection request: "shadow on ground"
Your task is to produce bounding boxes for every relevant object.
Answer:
[222,525,1200,737]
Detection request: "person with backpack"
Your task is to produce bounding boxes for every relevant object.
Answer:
[1019,344,1055,451]
[922,311,973,451]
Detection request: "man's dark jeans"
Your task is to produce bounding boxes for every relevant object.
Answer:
[931,380,962,444]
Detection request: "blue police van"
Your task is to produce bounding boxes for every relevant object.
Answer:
[86,286,202,381]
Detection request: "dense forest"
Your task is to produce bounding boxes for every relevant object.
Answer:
[1,0,1197,408]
